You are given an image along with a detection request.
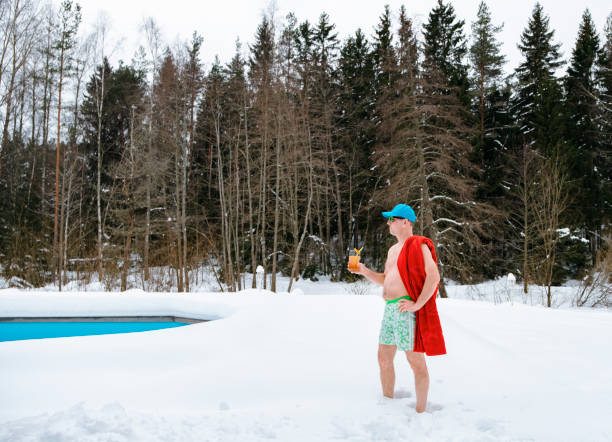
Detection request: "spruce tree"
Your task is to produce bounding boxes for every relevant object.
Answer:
[248,15,277,288]
[249,16,275,91]
[373,7,497,290]
[312,13,347,278]
[511,4,579,288]
[600,13,612,98]
[338,28,376,253]
[293,19,315,94]
[465,3,515,278]
[565,9,605,255]
[596,13,612,234]
[423,0,470,105]
[468,0,509,210]
[372,5,397,98]
[311,12,340,124]
[193,58,225,219]
[370,5,398,247]
[469,1,505,141]
[514,2,562,140]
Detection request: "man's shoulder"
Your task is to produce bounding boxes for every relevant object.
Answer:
[405,237,436,259]
[408,235,435,246]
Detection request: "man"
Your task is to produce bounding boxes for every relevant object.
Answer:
[349,203,446,413]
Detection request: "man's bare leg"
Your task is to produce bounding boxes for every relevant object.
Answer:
[406,351,429,412]
[378,344,397,398]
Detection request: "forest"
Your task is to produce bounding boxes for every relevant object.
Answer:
[0,0,610,306]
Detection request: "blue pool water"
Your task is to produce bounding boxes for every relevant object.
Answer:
[0,321,188,342]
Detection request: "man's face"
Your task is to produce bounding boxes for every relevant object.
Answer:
[387,217,405,235]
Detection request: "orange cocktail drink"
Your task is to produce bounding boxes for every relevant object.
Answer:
[348,247,363,270]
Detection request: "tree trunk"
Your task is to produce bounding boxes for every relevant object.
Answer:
[121,211,134,291]
[175,143,183,292]
[480,64,485,146]
[328,133,344,279]
[182,137,189,292]
[244,96,257,289]
[215,114,235,290]
[40,31,52,220]
[271,113,281,292]
[122,107,136,292]
[0,3,14,180]
[259,109,269,290]
[144,94,153,283]
[522,145,530,295]
[53,49,65,287]
[62,153,77,289]
[96,63,105,285]
[288,132,314,293]
[0,52,17,183]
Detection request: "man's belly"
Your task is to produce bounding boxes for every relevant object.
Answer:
[383,266,410,301]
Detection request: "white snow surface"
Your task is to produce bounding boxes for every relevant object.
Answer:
[1,286,611,441]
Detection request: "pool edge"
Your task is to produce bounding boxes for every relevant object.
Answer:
[0,316,206,324]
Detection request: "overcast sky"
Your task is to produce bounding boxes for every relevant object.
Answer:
[76,0,611,76]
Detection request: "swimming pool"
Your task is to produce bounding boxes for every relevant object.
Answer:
[0,317,200,342]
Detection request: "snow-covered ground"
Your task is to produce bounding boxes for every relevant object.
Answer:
[1,278,610,441]
[0,265,596,308]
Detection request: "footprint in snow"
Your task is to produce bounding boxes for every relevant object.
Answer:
[394,389,413,399]
[405,401,444,413]
[477,417,503,434]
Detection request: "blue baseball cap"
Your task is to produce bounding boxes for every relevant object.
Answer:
[382,204,416,223]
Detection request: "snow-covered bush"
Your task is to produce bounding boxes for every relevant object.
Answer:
[574,238,611,308]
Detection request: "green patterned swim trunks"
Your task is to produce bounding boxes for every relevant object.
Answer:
[379,296,416,351]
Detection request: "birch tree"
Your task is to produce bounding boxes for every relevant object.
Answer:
[531,152,571,306]
[0,0,39,182]
[141,18,162,283]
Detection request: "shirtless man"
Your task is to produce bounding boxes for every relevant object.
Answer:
[348,204,441,413]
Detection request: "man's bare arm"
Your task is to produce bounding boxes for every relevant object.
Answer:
[357,265,385,286]
[414,243,440,308]
[348,246,391,286]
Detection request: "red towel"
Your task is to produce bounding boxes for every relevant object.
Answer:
[397,235,447,356]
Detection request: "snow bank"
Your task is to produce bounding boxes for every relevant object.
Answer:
[1,265,602,309]
[1,290,610,441]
